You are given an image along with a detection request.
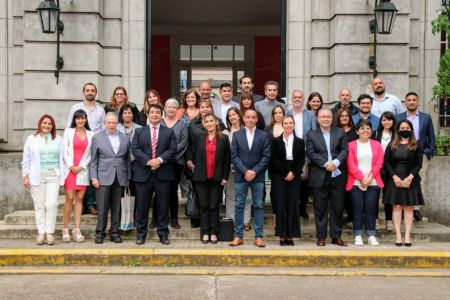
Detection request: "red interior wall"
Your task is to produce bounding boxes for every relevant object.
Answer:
[151,35,170,102]
[254,36,281,96]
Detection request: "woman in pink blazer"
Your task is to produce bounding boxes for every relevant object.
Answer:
[346,120,384,246]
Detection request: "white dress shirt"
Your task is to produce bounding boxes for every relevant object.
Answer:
[283,133,294,160]
[293,110,304,139]
[245,126,255,149]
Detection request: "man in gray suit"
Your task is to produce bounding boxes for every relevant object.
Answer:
[90,113,131,244]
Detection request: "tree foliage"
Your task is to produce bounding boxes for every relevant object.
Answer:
[432,11,450,101]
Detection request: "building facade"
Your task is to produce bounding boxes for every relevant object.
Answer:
[0,0,442,151]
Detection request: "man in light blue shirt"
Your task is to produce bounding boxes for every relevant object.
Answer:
[370,77,405,117]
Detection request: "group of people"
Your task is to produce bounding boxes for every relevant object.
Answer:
[21,75,436,248]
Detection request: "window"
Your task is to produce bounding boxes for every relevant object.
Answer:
[179,44,245,62]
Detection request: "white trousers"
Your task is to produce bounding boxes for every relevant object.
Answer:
[225,171,251,223]
[30,169,60,234]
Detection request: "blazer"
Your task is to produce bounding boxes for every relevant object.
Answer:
[269,134,305,178]
[286,109,317,141]
[131,124,177,182]
[396,111,436,158]
[306,127,348,187]
[384,142,423,187]
[89,130,131,186]
[346,139,384,191]
[231,128,271,183]
[21,134,64,186]
[61,128,95,186]
[192,134,231,182]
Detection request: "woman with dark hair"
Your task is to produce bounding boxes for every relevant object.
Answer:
[176,88,200,125]
[346,120,384,246]
[269,115,305,245]
[239,92,265,130]
[61,110,94,243]
[136,89,163,126]
[104,86,139,121]
[372,111,396,231]
[306,92,323,117]
[384,120,424,247]
[118,103,141,145]
[191,113,230,244]
[265,105,285,140]
[22,114,63,245]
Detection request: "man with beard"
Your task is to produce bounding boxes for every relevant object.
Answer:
[370,77,405,117]
[396,92,436,221]
[255,81,286,126]
[331,88,359,118]
[232,75,264,103]
[352,94,380,131]
[66,83,105,215]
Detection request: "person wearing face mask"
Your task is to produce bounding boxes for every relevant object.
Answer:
[383,120,424,247]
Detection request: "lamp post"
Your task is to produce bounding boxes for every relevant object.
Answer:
[369,0,398,78]
[37,0,64,84]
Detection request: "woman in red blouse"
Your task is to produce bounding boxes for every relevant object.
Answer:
[191,114,231,244]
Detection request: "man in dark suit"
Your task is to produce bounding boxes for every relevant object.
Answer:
[230,109,271,247]
[132,104,177,245]
[90,113,131,244]
[396,92,436,221]
[306,108,348,247]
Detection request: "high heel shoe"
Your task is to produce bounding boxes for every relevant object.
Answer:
[210,235,218,244]
[201,235,209,244]
[46,233,55,245]
[36,234,45,245]
[72,229,85,243]
[62,229,71,243]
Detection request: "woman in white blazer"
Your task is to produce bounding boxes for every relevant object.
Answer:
[61,110,95,243]
[22,114,64,245]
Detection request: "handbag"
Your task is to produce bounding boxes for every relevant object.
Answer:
[218,218,234,241]
[185,189,200,218]
[120,187,135,231]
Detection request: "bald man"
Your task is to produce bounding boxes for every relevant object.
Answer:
[331,88,359,118]
[370,77,404,117]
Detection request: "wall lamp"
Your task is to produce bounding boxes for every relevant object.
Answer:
[37,0,64,84]
[369,0,398,78]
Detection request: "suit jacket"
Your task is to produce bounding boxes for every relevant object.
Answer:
[192,134,231,182]
[231,128,271,183]
[61,128,95,186]
[306,127,348,187]
[346,139,384,190]
[131,124,177,182]
[396,111,436,158]
[286,109,317,141]
[89,130,131,186]
[269,134,305,178]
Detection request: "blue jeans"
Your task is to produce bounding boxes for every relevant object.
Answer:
[350,186,380,237]
[234,181,264,239]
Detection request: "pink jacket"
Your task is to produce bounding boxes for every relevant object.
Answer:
[346,139,384,191]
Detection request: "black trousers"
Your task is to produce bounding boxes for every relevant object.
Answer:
[95,176,123,238]
[152,164,184,222]
[135,174,171,239]
[376,187,393,221]
[299,179,309,215]
[312,174,345,239]
[272,174,301,238]
[195,179,221,236]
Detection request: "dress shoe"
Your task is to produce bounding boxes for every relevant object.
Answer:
[404,242,412,247]
[170,220,181,229]
[149,220,156,229]
[395,242,403,247]
[229,237,243,247]
[413,210,423,221]
[95,237,104,244]
[201,235,209,244]
[159,236,171,245]
[280,239,287,246]
[316,238,326,246]
[331,238,347,247]
[299,211,309,219]
[111,236,123,243]
[210,235,218,244]
[136,239,145,245]
[254,238,266,248]
[88,207,97,215]
[286,239,294,246]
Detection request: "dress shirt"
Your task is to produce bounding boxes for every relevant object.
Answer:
[245,126,255,149]
[370,93,405,117]
[292,110,304,139]
[66,101,105,133]
[205,136,217,179]
[220,101,232,125]
[149,123,164,163]
[352,113,380,131]
[321,128,341,177]
[106,130,120,155]
[283,133,294,160]
[407,111,420,140]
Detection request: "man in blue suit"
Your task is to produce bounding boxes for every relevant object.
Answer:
[396,92,436,221]
[286,89,316,218]
[230,109,271,247]
[132,104,177,245]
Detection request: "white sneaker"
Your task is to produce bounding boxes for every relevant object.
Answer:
[354,235,363,246]
[368,236,380,246]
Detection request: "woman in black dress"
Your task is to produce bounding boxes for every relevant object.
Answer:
[269,115,305,246]
[384,120,423,247]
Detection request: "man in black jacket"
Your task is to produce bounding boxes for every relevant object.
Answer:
[331,88,359,118]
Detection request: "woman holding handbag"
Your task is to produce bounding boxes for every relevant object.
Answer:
[61,110,94,242]
[192,113,230,244]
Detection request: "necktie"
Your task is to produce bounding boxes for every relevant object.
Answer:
[152,126,157,159]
